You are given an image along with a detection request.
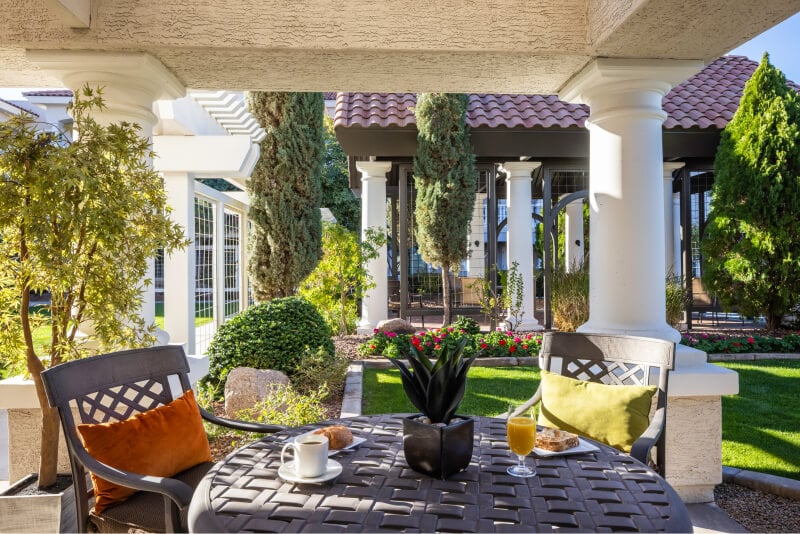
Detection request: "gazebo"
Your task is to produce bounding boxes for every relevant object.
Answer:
[333,55,800,331]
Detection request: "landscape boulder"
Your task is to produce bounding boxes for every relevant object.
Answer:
[376,318,417,335]
[224,367,290,417]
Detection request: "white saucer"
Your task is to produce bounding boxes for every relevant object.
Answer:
[278,459,342,483]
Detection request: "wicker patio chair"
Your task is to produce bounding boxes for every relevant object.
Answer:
[41,345,286,533]
[510,331,676,474]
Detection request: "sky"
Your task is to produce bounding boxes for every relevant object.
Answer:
[730,11,800,83]
[1,13,799,99]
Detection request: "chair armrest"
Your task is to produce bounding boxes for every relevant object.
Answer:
[72,446,193,508]
[508,388,542,418]
[629,405,665,465]
[199,406,287,434]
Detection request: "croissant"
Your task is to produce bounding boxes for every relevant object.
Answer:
[313,425,354,450]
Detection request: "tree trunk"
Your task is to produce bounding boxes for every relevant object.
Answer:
[441,267,451,326]
[766,312,782,332]
[32,371,60,489]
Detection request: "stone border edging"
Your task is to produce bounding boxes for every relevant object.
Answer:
[723,466,800,501]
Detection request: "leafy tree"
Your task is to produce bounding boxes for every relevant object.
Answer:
[321,116,360,232]
[0,87,187,488]
[299,223,385,336]
[413,93,478,325]
[247,92,324,300]
[701,54,800,330]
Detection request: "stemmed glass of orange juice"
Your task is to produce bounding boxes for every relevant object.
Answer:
[506,406,537,477]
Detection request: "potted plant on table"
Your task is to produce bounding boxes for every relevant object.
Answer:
[386,337,479,479]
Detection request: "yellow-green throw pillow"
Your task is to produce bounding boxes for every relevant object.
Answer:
[537,369,656,452]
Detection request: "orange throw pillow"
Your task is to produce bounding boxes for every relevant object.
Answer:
[77,389,212,514]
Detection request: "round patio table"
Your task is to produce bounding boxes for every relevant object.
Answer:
[189,413,692,532]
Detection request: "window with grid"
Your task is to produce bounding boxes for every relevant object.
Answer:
[224,210,241,320]
[194,196,215,353]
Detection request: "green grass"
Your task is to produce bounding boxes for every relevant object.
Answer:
[362,366,540,417]
[715,359,800,481]
[154,302,214,329]
[364,361,800,481]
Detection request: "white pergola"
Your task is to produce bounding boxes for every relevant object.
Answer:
[2,0,798,502]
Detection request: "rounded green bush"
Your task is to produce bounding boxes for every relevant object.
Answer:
[205,297,334,390]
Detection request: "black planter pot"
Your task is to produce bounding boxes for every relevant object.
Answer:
[402,414,474,479]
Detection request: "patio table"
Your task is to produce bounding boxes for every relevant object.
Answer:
[188,413,691,532]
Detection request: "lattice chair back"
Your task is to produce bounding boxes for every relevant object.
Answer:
[41,346,199,532]
[533,332,675,473]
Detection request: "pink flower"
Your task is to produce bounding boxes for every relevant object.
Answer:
[387,332,397,338]
[374,328,379,333]
[747,337,755,344]
[514,337,522,343]
[448,327,454,332]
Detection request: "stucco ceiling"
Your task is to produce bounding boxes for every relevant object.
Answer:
[0,0,798,93]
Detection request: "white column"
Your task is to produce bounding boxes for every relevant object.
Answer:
[214,200,226,327]
[560,59,702,343]
[500,161,542,331]
[162,172,196,354]
[468,193,486,276]
[356,161,392,334]
[564,199,584,273]
[663,163,684,278]
[672,193,682,279]
[28,51,185,345]
[562,60,739,503]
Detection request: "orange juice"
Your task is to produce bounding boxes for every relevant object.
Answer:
[507,417,536,456]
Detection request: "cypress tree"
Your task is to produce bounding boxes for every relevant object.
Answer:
[247,92,324,300]
[701,54,800,330]
[413,93,478,326]
[321,115,360,232]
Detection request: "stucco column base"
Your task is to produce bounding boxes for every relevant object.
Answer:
[665,344,739,503]
[503,317,543,332]
[7,408,72,484]
[576,321,681,343]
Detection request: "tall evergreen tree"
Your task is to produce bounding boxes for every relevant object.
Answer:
[321,115,360,232]
[413,93,478,325]
[701,54,800,330]
[247,92,324,300]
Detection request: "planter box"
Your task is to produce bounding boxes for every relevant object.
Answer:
[402,415,474,479]
[0,474,74,533]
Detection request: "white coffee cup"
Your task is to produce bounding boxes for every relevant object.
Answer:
[281,434,329,478]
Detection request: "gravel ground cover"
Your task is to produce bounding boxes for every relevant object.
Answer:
[208,333,800,533]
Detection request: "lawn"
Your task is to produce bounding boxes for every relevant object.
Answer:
[363,361,800,481]
[715,359,800,481]
[362,366,540,418]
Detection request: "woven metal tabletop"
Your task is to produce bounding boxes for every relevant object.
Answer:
[189,413,691,532]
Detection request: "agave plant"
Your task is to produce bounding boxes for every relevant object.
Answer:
[387,337,478,424]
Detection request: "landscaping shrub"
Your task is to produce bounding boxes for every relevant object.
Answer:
[292,349,351,397]
[205,297,334,390]
[665,275,687,327]
[475,331,542,358]
[451,315,481,335]
[235,384,329,427]
[682,332,800,354]
[358,323,542,360]
[550,267,589,331]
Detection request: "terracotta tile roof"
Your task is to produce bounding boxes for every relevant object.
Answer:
[334,56,799,132]
[334,92,417,128]
[21,89,73,97]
